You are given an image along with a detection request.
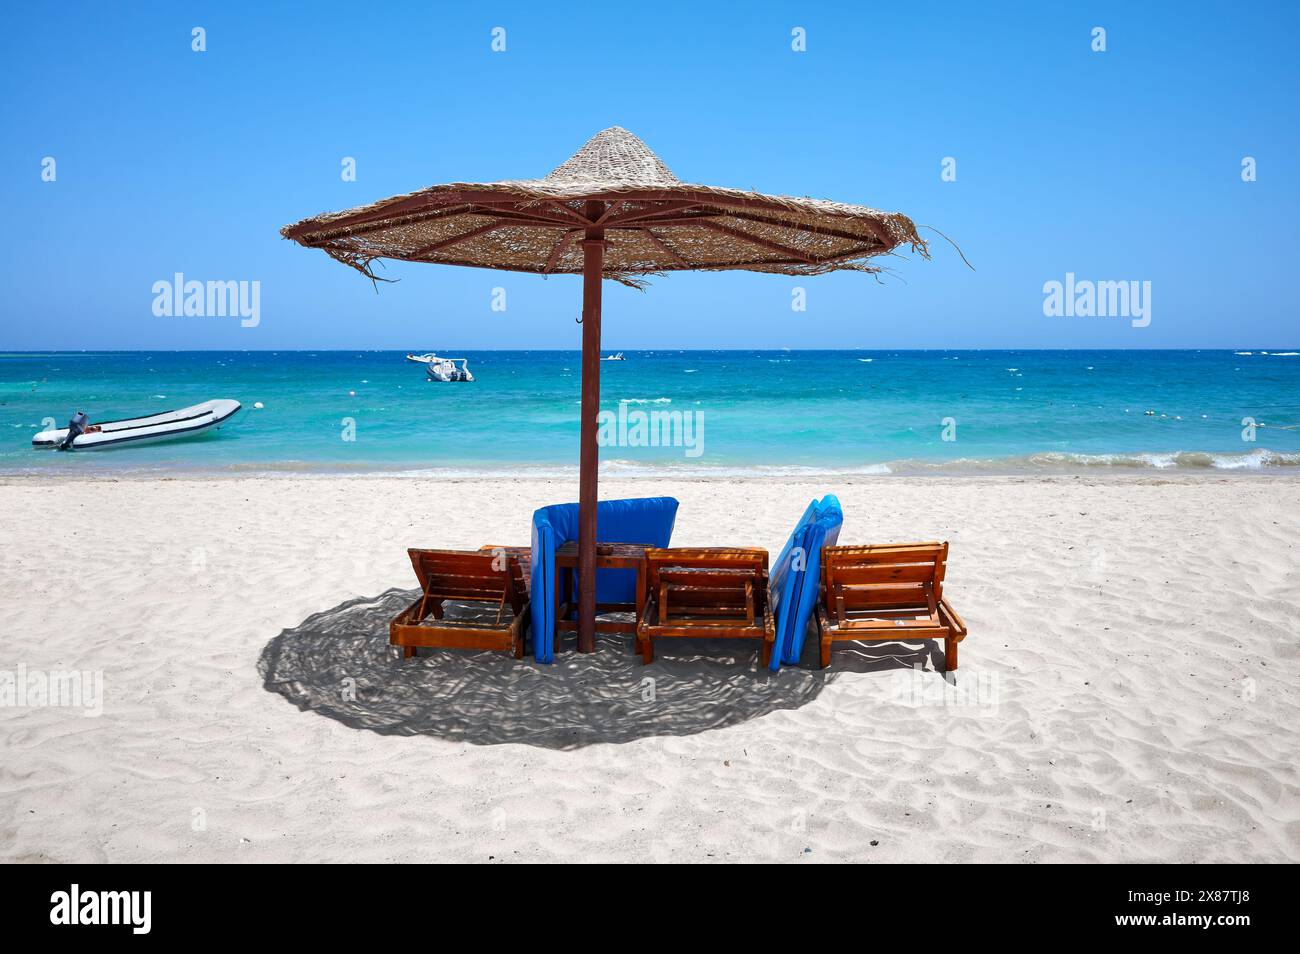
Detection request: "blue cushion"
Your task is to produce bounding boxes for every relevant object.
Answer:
[530,496,679,663]
[768,495,843,670]
[769,500,818,665]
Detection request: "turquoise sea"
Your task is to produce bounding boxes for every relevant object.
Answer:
[2,350,1298,476]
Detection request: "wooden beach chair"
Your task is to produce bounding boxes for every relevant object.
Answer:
[816,542,967,671]
[390,548,530,659]
[635,548,776,665]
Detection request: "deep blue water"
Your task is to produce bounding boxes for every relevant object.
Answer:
[2,350,1298,475]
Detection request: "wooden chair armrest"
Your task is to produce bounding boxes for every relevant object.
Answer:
[938,598,967,637]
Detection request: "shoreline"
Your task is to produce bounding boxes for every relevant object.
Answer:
[4,464,1300,484]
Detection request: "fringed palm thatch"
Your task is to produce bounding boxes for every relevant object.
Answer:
[281,127,927,288]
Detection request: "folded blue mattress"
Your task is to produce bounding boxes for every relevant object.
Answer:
[530,496,679,663]
[768,495,843,670]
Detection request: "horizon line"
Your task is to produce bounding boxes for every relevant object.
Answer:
[3,347,1297,355]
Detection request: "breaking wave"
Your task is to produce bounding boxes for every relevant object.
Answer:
[11,451,1299,481]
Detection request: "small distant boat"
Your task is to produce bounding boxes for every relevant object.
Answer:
[425,356,475,382]
[32,399,242,451]
[408,352,474,381]
[602,352,627,361]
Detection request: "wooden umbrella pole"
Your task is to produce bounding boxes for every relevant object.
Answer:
[577,205,606,654]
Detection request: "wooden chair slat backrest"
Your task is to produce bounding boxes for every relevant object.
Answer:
[478,546,531,598]
[645,547,768,623]
[655,567,759,587]
[645,547,767,590]
[822,542,948,621]
[407,549,525,619]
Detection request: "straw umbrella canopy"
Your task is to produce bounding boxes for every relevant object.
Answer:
[281,126,928,654]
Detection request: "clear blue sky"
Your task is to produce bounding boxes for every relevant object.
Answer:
[2,1,1296,350]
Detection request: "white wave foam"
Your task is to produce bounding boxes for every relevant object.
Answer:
[13,449,1299,481]
[1016,449,1300,471]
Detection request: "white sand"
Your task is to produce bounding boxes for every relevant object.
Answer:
[1,474,1297,863]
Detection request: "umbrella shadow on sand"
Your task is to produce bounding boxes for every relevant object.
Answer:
[257,589,932,750]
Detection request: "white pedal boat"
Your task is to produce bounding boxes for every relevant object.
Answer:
[32,399,242,450]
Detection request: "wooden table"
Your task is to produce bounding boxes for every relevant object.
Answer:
[554,541,651,652]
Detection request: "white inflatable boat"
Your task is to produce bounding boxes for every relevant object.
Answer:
[32,399,242,450]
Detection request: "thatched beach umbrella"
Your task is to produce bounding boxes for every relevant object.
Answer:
[281,126,928,654]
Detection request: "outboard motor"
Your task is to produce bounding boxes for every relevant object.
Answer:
[58,411,89,451]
